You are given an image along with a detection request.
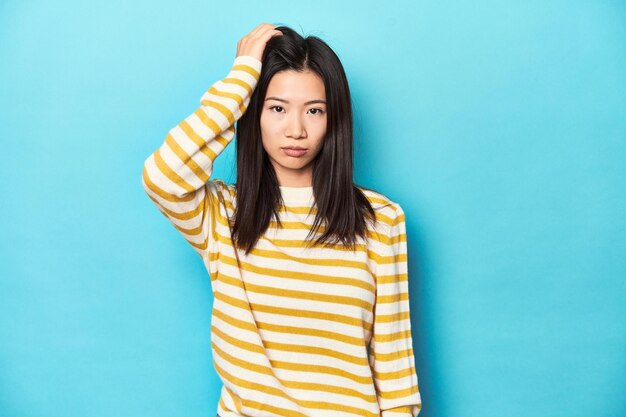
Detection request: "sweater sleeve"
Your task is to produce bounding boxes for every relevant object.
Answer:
[370,203,422,417]
[141,55,262,259]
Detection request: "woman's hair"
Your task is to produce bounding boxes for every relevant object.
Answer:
[232,25,377,255]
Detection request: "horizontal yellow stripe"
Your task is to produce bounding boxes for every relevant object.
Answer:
[390,231,406,246]
[142,164,195,203]
[264,219,401,238]
[219,234,378,274]
[212,299,257,331]
[222,77,253,95]
[268,221,404,247]
[378,292,409,304]
[378,252,408,264]
[371,347,414,362]
[375,310,411,323]
[248,235,366,251]
[232,62,260,79]
[213,339,272,376]
[211,324,265,356]
[219,254,375,294]
[369,198,393,207]
[217,272,372,325]
[238,245,373,270]
[144,190,204,222]
[213,228,369,253]
[272,357,373,385]
[257,317,366,347]
[373,364,416,381]
[376,272,409,285]
[374,328,413,343]
[376,382,420,400]
[385,405,421,414]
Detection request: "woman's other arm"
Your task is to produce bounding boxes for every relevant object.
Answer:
[370,203,423,416]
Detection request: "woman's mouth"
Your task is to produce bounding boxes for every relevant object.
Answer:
[282,147,308,157]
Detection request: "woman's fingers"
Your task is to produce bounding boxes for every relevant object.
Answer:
[249,22,271,37]
[236,23,283,61]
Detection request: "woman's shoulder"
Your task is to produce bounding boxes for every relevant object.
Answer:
[357,185,402,213]
[356,185,405,233]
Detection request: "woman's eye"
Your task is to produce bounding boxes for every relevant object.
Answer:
[269,106,325,115]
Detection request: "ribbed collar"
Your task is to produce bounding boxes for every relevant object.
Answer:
[279,185,314,205]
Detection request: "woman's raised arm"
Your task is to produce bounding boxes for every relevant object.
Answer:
[141,23,282,259]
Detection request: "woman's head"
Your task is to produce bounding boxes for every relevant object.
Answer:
[233,25,376,254]
[239,26,353,186]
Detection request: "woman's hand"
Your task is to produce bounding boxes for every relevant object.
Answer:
[236,23,283,62]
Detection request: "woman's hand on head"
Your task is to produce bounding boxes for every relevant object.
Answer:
[236,23,283,62]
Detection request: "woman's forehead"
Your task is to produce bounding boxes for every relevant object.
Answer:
[265,70,326,102]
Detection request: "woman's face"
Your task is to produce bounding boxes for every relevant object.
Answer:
[260,69,327,187]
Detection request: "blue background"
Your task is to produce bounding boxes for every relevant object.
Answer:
[1,1,625,416]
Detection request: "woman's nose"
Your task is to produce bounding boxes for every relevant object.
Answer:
[285,114,306,138]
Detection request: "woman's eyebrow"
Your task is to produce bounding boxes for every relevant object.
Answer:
[265,97,326,105]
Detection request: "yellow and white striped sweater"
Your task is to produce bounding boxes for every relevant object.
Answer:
[141,55,422,417]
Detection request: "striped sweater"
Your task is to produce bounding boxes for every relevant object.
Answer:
[141,55,422,417]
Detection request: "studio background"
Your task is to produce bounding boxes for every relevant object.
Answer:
[1,1,624,416]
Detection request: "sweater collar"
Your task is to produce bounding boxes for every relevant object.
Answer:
[279,185,314,204]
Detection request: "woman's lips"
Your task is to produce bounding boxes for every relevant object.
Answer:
[282,147,307,157]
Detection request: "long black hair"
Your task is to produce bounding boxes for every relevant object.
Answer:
[232,25,377,255]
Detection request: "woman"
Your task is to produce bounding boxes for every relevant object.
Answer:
[142,23,422,417]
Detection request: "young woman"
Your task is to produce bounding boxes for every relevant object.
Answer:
[142,23,422,417]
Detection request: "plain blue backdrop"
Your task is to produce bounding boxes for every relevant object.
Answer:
[1,1,624,416]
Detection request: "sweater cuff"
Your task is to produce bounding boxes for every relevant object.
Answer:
[381,405,421,417]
